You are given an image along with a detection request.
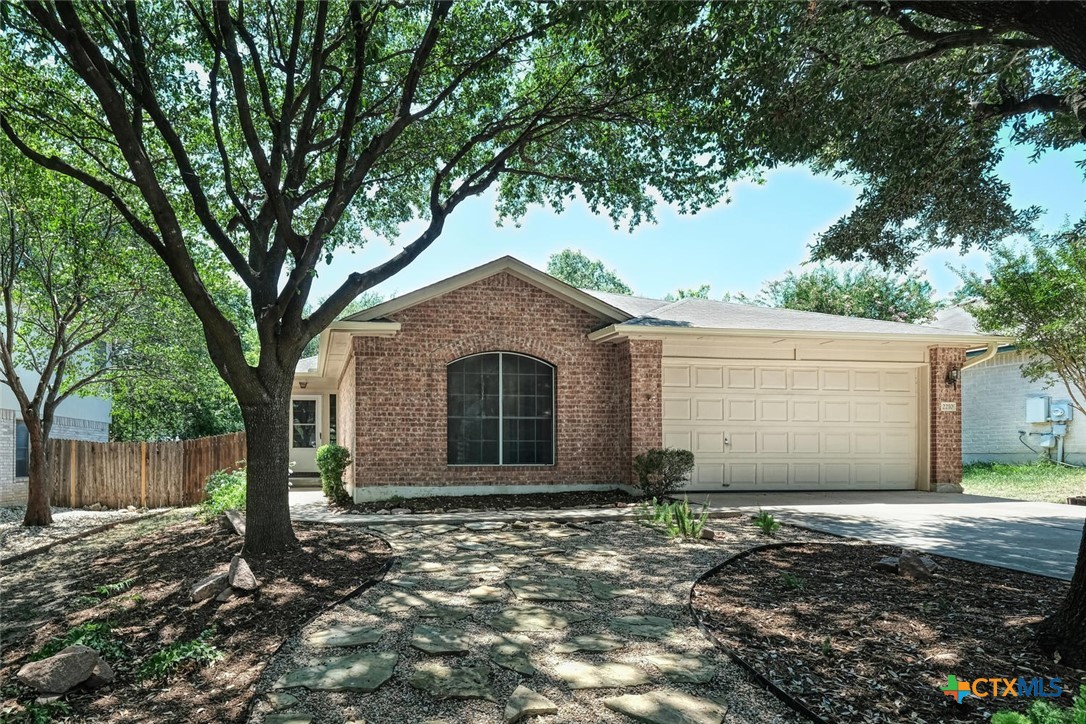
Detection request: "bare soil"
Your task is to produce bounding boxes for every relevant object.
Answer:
[347,487,636,513]
[692,542,1081,723]
[0,512,390,723]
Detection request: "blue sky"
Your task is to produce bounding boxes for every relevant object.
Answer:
[310,142,1083,305]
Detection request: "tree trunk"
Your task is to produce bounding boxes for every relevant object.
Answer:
[1037,517,1086,668]
[22,417,51,527]
[239,387,297,555]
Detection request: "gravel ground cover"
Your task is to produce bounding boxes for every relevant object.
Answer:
[0,506,161,558]
[252,517,827,724]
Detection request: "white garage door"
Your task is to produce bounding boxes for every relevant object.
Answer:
[661,362,918,491]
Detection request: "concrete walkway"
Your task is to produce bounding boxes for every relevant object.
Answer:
[691,491,1085,580]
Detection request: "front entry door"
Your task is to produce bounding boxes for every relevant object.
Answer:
[290,396,321,473]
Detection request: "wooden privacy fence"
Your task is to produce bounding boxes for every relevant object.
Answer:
[47,432,247,509]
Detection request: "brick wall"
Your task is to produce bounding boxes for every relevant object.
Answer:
[349,272,660,488]
[336,353,358,490]
[624,338,663,482]
[962,350,1086,464]
[929,347,965,485]
[0,412,108,507]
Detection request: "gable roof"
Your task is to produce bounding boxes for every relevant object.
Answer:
[344,256,633,323]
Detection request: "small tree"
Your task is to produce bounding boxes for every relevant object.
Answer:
[758,266,940,323]
[316,444,352,507]
[664,285,710,301]
[632,448,695,500]
[962,232,1086,667]
[546,249,632,294]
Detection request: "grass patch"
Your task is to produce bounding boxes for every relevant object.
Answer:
[962,461,1086,503]
[33,621,125,661]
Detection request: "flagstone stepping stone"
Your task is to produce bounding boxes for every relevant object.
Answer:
[589,580,636,601]
[400,560,446,574]
[494,554,537,570]
[553,660,650,690]
[389,576,468,592]
[504,685,558,723]
[273,651,398,692]
[602,690,729,724]
[265,692,298,710]
[609,615,675,639]
[489,635,535,675]
[414,523,459,535]
[366,525,412,538]
[419,606,473,623]
[553,634,626,654]
[372,590,435,613]
[409,662,496,701]
[644,653,717,684]
[305,624,382,648]
[465,585,505,603]
[489,604,591,632]
[464,522,506,531]
[411,625,471,654]
[460,561,503,574]
[507,577,582,602]
[265,714,312,724]
[538,528,587,539]
[455,541,491,552]
[533,547,565,556]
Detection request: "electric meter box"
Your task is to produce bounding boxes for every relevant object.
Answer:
[1050,401,1074,421]
[1026,396,1050,423]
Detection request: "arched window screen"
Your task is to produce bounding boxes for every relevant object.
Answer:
[447,352,554,465]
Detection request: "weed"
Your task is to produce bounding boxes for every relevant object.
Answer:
[93,578,135,598]
[71,595,100,609]
[820,636,834,657]
[992,684,1086,724]
[639,496,710,540]
[33,621,125,661]
[138,629,223,681]
[752,509,781,536]
[2,698,72,724]
[780,572,806,590]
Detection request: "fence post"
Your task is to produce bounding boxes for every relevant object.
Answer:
[68,440,77,508]
[140,442,148,509]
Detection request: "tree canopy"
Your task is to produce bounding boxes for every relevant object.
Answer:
[546,249,631,294]
[755,266,940,323]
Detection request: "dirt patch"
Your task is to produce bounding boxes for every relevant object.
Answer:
[0,513,390,723]
[692,542,1080,723]
[347,487,637,513]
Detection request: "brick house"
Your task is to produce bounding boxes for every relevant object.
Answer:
[293,257,1000,502]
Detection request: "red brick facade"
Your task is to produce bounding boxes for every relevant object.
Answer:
[342,272,661,490]
[928,346,965,486]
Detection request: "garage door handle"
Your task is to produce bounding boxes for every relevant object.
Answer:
[723,437,730,446]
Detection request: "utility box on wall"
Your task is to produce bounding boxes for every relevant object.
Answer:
[1026,396,1050,423]
[1051,401,1074,422]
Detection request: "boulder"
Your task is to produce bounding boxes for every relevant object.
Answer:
[17,645,100,694]
[699,528,716,540]
[898,550,933,580]
[216,587,240,602]
[191,572,230,601]
[224,509,246,536]
[228,554,259,591]
[82,658,115,690]
[873,556,899,573]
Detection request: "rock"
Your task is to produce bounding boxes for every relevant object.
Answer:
[489,605,591,632]
[273,651,398,692]
[898,550,933,580]
[504,685,557,723]
[589,580,636,601]
[935,482,964,494]
[191,572,230,602]
[464,521,506,531]
[873,556,899,574]
[411,625,471,655]
[464,585,505,603]
[609,615,676,639]
[511,521,531,530]
[603,691,730,724]
[305,624,382,648]
[431,507,445,514]
[399,560,445,574]
[506,577,582,602]
[553,634,626,654]
[418,606,473,623]
[215,587,240,602]
[408,662,496,701]
[390,508,412,515]
[375,509,390,515]
[372,590,436,613]
[228,554,260,591]
[82,657,115,690]
[265,692,299,710]
[17,644,100,694]
[224,509,246,535]
[265,714,313,724]
[644,653,717,684]
[126,505,137,512]
[414,523,460,535]
[699,528,715,540]
[489,636,535,675]
[450,507,473,513]
[552,660,650,689]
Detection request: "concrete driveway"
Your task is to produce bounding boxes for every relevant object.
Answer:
[695,491,1085,580]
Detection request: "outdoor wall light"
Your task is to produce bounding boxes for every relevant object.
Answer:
[944,365,960,388]
[298,380,308,389]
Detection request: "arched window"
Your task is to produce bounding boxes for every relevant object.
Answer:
[447,352,555,465]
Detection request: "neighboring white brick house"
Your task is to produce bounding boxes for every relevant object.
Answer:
[0,369,111,506]
[935,305,1086,465]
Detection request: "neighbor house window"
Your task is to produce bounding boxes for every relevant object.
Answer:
[14,422,29,478]
[447,352,554,466]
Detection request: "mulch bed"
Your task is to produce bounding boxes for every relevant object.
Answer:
[0,516,390,723]
[346,487,637,513]
[692,542,1082,723]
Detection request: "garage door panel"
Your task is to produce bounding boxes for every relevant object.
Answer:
[822,400,851,422]
[761,432,788,454]
[727,367,755,389]
[695,431,725,453]
[663,397,691,420]
[790,368,819,389]
[759,368,787,389]
[855,401,881,423]
[727,399,756,421]
[663,430,691,449]
[821,369,851,390]
[792,400,820,421]
[695,398,724,421]
[854,370,881,391]
[695,366,724,388]
[729,431,757,453]
[759,399,788,421]
[825,432,850,454]
[792,432,820,454]
[662,365,690,387]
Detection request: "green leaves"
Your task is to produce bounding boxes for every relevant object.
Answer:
[546,249,631,294]
[758,266,941,323]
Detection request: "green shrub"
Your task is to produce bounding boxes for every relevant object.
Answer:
[33,621,125,661]
[639,496,710,540]
[316,443,352,506]
[992,685,1086,724]
[3,697,72,724]
[632,448,695,499]
[93,578,135,598]
[138,629,223,681]
[752,509,781,536]
[780,572,806,590]
[199,465,246,521]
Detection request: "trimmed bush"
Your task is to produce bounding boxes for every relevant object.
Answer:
[632,448,695,499]
[317,443,352,506]
[199,466,246,521]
